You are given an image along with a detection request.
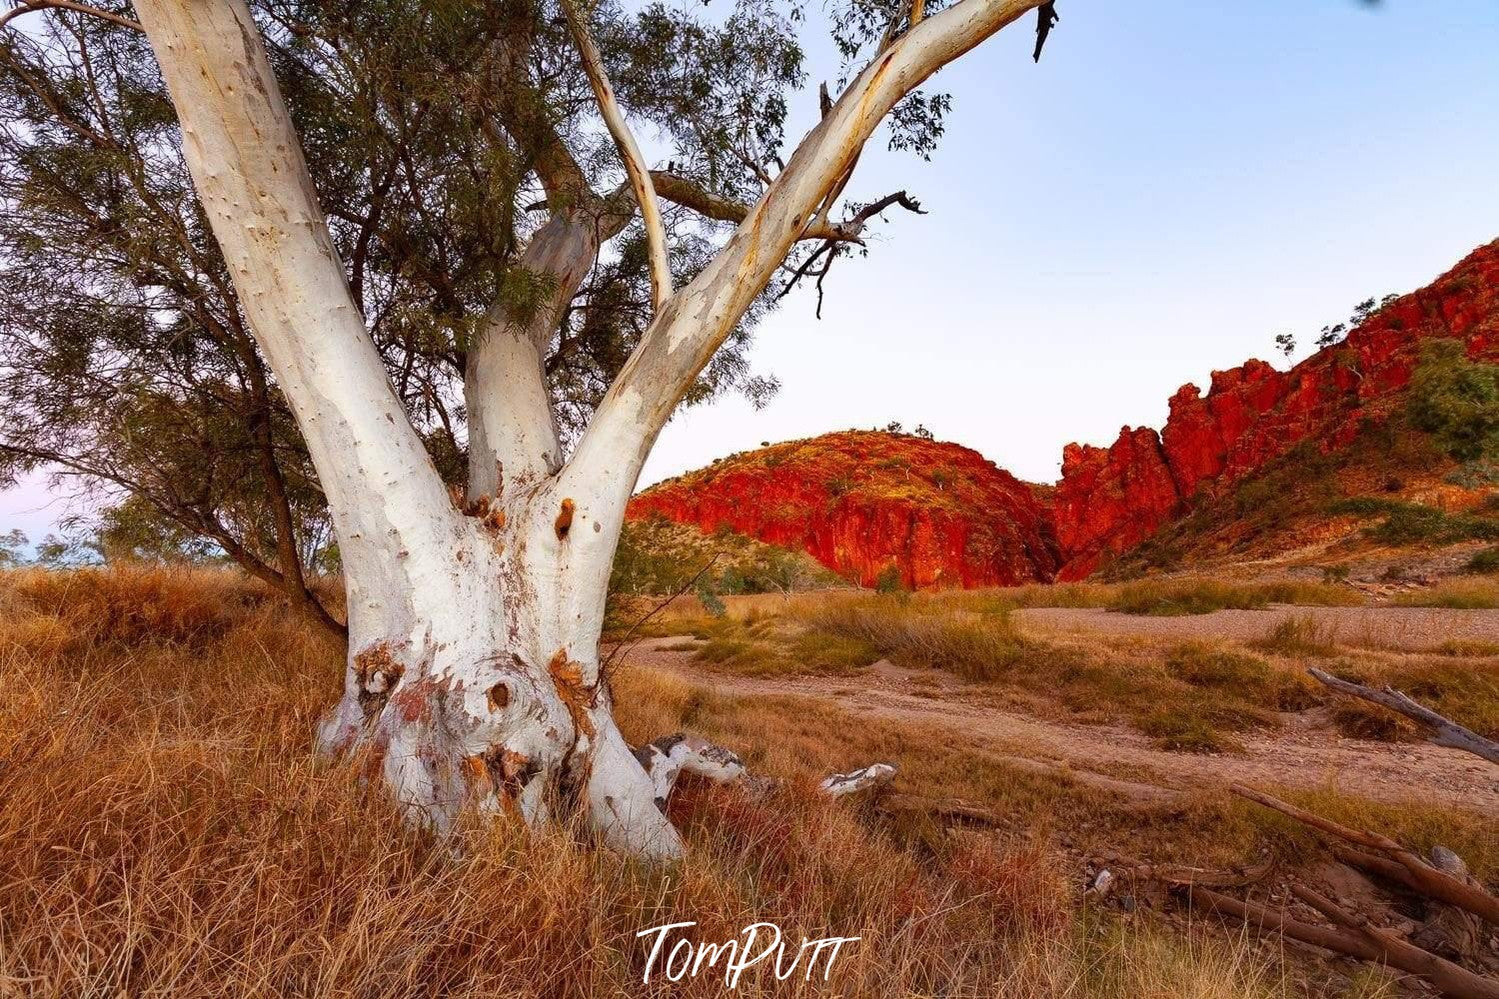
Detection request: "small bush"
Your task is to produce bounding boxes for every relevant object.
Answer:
[1331,702,1420,743]
[1407,339,1499,462]
[1436,639,1499,657]
[1393,579,1499,609]
[1329,497,1499,545]
[1107,579,1358,616]
[874,565,905,595]
[1465,547,1499,574]
[786,630,881,674]
[1250,615,1338,657]
[1165,644,1319,711]
[1139,708,1241,754]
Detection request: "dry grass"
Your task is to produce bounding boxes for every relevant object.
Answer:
[1249,615,1340,657]
[788,599,1327,751]
[1312,656,1499,741]
[1392,577,1499,609]
[0,566,1320,998]
[1105,579,1362,617]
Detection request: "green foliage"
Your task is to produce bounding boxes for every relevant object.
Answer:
[1466,547,1499,575]
[609,517,837,597]
[0,529,27,567]
[1329,496,1499,545]
[874,565,905,595]
[1139,709,1241,754]
[10,0,961,574]
[1407,340,1499,462]
[1106,579,1359,617]
[695,579,728,618]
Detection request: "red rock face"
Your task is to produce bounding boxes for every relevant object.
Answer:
[631,240,1499,589]
[1051,239,1499,577]
[628,431,1059,589]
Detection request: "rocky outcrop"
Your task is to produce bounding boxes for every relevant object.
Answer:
[630,240,1499,589]
[627,431,1058,589]
[1051,239,1499,578]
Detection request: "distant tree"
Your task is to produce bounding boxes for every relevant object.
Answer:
[1274,332,1297,359]
[0,528,26,567]
[912,423,934,440]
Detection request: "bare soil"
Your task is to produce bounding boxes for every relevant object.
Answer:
[1016,604,1499,650]
[624,616,1499,812]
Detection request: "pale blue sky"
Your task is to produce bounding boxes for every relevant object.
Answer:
[3,0,1497,539]
[641,0,1499,484]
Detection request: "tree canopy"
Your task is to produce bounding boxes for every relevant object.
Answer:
[0,0,948,626]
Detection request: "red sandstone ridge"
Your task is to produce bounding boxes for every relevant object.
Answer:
[1051,239,1499,579]
[627,431,1059,589]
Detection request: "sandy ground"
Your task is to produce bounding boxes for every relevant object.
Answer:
[1016,605,1499,650]
[623,627,1499,812]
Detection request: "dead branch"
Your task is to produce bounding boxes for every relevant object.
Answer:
[1290,885,1499,999]
[1184,884,1383,961]
[1188,885,1499,999]
[821,762,897,797]
[1309,667,1499,765]
[633,734,746,803]
[1128,857,1275,890]
[559,0,670,310]
[649,171,865,243]
[1231,784,1499,925]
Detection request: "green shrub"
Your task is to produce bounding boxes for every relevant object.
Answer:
[1407,340,1499,462]
[874,565,905,595]
[1250,615,1338,657]
[1139,709,1241,754]
[1466,547,1499,575]
[1329,497,1499,545]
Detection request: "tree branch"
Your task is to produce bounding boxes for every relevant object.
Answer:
[649,171,869,243]
[559,0,671,311]
[1230,783,1499,925]
[0,0,142,34]
[569,0,1039,499]
[132,0,460,612]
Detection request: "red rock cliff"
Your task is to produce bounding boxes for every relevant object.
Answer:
[1051,239,1499,579]
[628,431,1059,589]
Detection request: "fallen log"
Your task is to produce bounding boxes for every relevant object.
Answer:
[1186,885,1499,999]
[1309,667,1499,766]
[820,762,897,798]
[1230,783,1499,925]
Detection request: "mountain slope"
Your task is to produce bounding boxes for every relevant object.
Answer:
[1051,239,1499,579]
[628,431,1059,588]
[631,239,1499,590]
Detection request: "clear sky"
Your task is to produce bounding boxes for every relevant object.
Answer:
[3,0,1497,539]
[639,0,1499,486]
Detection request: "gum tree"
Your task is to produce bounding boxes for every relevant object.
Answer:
[3,0,1048,857]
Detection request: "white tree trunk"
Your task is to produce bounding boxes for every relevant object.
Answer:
[134,0,682,858]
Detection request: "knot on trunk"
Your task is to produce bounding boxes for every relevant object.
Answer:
[353,641,405,718]
[554,498,575,539]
